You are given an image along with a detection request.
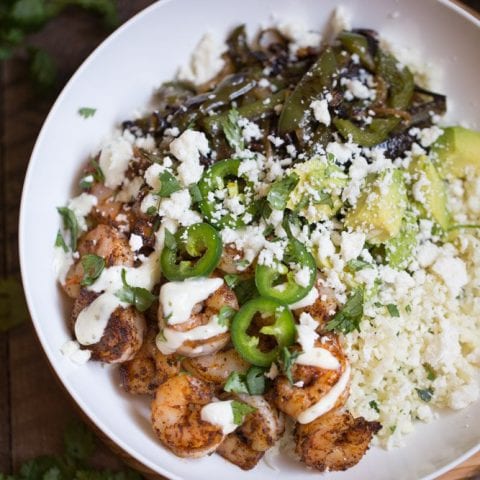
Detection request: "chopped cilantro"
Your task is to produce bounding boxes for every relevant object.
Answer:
[221,108,244,151]
[280,347,301,384]
[163,229,177,250]
[224,274,240,289]
[369,400,380,413]
[80,254,105,287]
[346,259,371,272]
[216,305,236,327]
[267,173,299,211]
[416,387,434,402]
[224,372,249,394]
[57,206,78,251]
[157,171,181,197]
[386,303,400,317]
[231,400,256,425]
[55,230,68,252]
[115,269,156,312]
[423,363,437,381]
[326,288,364,334]
[78,107,96,119]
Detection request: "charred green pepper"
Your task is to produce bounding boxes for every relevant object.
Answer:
[160,223,222,281]
[333,117,400,147]
[278,47,339,134]
[231,296,296,366]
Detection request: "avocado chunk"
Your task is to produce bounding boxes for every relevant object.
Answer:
[386,209,418,269]
[287,157,348,222]
[431,126,480,178]
[409,155,450,230]
[344,169,407,244]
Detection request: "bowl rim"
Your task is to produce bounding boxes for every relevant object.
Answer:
[18,1,480,479]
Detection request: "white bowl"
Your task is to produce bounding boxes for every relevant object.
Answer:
[19,1,480,479]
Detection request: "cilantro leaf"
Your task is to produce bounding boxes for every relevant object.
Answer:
[78,107,96,119]
[346,259,371,272]
[232,277,258,305]
[245,366,266,395]
[221,108,244,151]
[224,274,240,289]
[80,254,105,287]
[280,347,301,384]
[29,47,56,90]
[326,288,364,334]
[163,229,177,250]
[0,277,28,332]
[423,363,437,381]
[416,387,434,402]
[55,230,69,252]
[231,400,256,425]
[90,159,105,182]
[267,173,299,211]
[386,303,400,317]
[115,269,156,312]
[188,184,202,203]
[224,372,249,394]
[157,171,181,198]
[216,305,236,327]
[369,400,380,413]
[64,421,95,461]
[57,206,79,251]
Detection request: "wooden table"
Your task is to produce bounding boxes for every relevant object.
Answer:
[1,1,479,478]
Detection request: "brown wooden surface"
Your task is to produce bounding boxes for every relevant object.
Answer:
[0,1,479,479]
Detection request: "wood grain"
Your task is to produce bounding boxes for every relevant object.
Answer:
[0,1,479,479]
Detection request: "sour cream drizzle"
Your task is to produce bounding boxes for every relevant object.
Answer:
[160,277,224,325]
[297,363,351,424]
[74,227,166,347]
[200,400,237,434]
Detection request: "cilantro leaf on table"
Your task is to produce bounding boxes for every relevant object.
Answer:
[0,420,143,479]
[0,0,119,89]
[0,277,29,332]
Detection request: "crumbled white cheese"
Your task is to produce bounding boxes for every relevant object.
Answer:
[341,77,376,101]
[169,130,210,186]
[178,33,226,85]
[278,21,321,55]
[67,193,97,232]
[238,118,262,143]
[158,189,201,226]
[144,163,164,190]
[294,266,311,288]
[116,177,143,202]
[129,233,143,252]
[164,127,180,137]
[431,256,468,297]
[61,340,91,365]
[310,99,331,126]
[99,131,133,189]
[340,231,366,262]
